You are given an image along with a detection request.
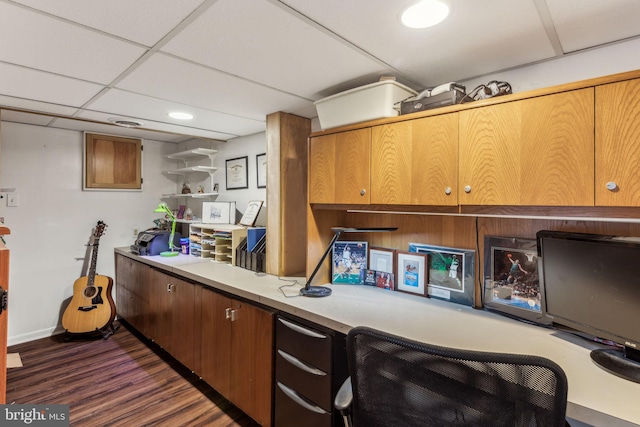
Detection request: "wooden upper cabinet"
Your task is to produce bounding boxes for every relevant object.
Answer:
[85,133,142,190]
[371,113,458,205]
[459,88,594,206]
[309,128,371,204]
[596,78,640,206]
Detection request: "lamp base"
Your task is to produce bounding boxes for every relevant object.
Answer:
[300,286,332,297]
[160,251,179,257]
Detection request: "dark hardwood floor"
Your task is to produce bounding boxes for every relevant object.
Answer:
[6,321,261,427]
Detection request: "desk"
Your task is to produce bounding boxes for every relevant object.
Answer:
[115,248,640,427]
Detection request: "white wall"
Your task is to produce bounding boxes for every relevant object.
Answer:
[0,122,179,344]
[0,124,267,345]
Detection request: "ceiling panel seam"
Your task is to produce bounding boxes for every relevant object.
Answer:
[532,0,563,57]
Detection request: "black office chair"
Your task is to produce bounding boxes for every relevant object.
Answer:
[335,326,570,427]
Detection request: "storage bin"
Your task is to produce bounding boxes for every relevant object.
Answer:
[314,80,416,130]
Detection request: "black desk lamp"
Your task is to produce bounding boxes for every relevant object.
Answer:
[301,227,398,297]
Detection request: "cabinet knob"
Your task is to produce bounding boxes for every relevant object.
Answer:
[606,181,618,191]
[444,187,452,195]
[360,189,366,196]
[464,185,472,194]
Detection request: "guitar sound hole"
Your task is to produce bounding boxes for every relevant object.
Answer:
[83,286,98,299]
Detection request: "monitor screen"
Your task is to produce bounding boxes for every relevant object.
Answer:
[538,231,640,347]
[537,230,640,383]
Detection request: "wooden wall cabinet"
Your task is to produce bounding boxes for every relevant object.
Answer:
[371,113,458,205]
[596,77,640,206]
[84,133,142,190]
[198,286,273,427]
[459,88,595,206]
[309,128,371,204]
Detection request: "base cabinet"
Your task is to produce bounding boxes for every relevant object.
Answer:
[274,315,347,427]
[198,286,274,427]
[115,254,152,337]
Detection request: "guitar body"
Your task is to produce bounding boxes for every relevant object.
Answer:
[62,220,116,335]
[62,274,115,333]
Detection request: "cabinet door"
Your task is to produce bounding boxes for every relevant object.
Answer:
[309,129,371,204]
[596,78,640,206]
[115,255,152,337]
[459,88,594,206]
[199,287,233,398]
[149,270,196,370]
[371,114,458,205]
[231,300,274,427]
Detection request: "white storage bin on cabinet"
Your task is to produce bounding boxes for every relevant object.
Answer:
[314,80,416,130]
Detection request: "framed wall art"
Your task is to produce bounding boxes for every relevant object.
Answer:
[226,156,248,190]
[395,251,427,296]
[409,243,475,307]
[256,153,267,188]
[483,236,551,325]
[239,200,263,227]
[369,247,396,275]
[332,241,368,284]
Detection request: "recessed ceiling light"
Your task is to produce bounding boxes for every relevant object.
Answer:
[168,112,194,120]
[401,0,449,29]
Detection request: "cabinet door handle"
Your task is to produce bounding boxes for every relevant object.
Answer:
[225,308,231,319]
[278,350,327,376]
[277,382,328,414]
[360,189,366,196]
[278,317,327,339]
[167,283,174,293]
[606,181,618,191]
[230,309,237,322]
[464,185,472,193]
[444,187,452,195]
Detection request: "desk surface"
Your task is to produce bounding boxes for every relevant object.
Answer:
[115,249,640,427]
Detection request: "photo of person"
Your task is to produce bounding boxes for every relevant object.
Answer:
[425,251,464,292]
[375,271,395,290]
[332,241,368,284]
[490,248,541,312]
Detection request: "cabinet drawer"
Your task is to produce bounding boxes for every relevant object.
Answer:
[276,316,332,372]
[276,349,332,411]
[275,382,332,427]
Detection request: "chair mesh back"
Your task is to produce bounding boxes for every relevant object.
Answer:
[347,327,568,427]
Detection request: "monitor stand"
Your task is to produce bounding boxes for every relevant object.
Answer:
[590,347,640,384]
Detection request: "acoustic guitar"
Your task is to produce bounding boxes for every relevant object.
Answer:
[62,221,116,335]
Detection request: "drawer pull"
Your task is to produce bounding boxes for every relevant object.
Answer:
[277,382,328,414]
[278,350,327,376]
[278,318,327,339]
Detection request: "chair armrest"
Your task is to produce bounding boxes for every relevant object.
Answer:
[334,376,353,411]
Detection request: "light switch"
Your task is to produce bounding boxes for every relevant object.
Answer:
[7,193,18,207]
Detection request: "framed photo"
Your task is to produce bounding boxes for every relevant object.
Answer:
[332,241,368,284]
[239,200,263,227]
[226,156,248,190]
[483,236,551,325]
[409,243,475,307]
[369,247,396,275]
[202,201,236,224]
[256,153,267,188]
[396,251,427,296]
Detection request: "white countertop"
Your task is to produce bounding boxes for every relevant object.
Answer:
[115,248,640,427]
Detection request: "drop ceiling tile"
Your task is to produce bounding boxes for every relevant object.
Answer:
[1,110,56,127]
[115,53,313,120]
[77,109,237,140]
[161,0,393,99]
[546,0,640,53]
[79,89,265,138]
[0,2,146,84]
[0,63,103,107]
[0,95,79,117]
[281,0,556,87]
[49,117,191,143]
[9,0,207,46]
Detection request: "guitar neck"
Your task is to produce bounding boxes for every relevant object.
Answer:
[87,241,100,287]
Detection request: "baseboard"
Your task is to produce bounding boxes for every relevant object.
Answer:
[8,326,66,347]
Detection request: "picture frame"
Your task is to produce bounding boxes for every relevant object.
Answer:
[202,201,236,224]
[395,251,427,296]
[368,247,396,275]
[225,156,248,190]
[483,236,551,325]
[239,200,263,227]
[332,241,368,284]
[256,153,267,188]
[409,243,475,307]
